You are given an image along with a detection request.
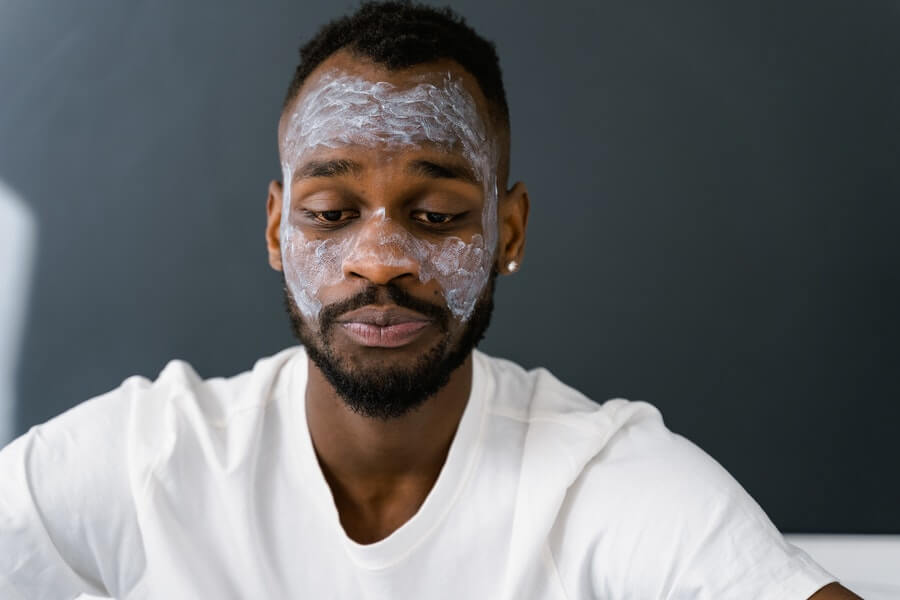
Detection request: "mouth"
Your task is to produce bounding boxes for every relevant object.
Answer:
[338,320,432,348]
[335,305,435,348]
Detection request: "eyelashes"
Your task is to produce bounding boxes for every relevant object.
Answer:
[306,209,347,224]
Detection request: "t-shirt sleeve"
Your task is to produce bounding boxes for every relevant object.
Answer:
[549,414,840,600]
[0,380,147,599]
[646,438,839,599]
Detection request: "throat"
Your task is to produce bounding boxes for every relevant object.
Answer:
[324,468,441,545]
[303,353,475,544]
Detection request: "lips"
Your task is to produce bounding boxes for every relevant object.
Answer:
[336,306,432,327]
[336,306,433,348]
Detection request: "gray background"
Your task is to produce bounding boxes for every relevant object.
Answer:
[1,1,897,533]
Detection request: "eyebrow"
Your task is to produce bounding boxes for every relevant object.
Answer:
[291,157,480,185]
[292,159,363,182]
[405,159,479,185]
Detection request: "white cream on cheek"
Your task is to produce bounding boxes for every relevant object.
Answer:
[279,70,499,323]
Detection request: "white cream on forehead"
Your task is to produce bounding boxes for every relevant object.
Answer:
[279,70,499,323]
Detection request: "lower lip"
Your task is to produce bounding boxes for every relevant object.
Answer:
[339,321,431,348]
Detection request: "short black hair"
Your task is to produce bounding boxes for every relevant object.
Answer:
[282,1,511,182]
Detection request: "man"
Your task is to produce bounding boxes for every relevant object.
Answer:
[0,2,859,598]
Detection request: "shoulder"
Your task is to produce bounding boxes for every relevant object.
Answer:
[114,345,304,472]
[1,344,305,504]
[0,346,305,596]
[475,349,664,479]
[553,416,743,553]
[21,345,304,447]
[545,410,836,599]
[476,349,659,429]
[134,345,303,424]
[473,351,741,506]
[473,353,835,599]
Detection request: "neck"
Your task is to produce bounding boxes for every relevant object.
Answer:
[304,352,473,542]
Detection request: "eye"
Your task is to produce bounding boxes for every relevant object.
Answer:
[413,211,466,226]
[302,209,357,227]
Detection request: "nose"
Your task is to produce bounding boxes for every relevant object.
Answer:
[341,210,420,286]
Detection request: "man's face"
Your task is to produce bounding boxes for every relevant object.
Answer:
[271,52,505,419]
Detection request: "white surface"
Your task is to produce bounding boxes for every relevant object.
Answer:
[785,534,900,599]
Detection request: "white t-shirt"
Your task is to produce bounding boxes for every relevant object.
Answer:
[0,346,837,599]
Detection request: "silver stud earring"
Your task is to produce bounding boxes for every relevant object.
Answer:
[507,260,519,273]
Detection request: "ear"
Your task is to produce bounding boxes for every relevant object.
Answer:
[497,181,529,274]
[266,180,283,271]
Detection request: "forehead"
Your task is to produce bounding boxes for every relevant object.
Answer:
[279,52,495,169]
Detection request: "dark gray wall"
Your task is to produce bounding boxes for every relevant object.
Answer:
[1,1,897,533]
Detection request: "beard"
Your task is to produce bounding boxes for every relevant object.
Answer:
[282,268,497,420]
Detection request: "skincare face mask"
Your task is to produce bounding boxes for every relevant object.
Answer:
[279,70,499,323]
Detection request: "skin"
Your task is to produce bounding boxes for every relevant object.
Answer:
[809,582,862,599]
[266,50,528,545]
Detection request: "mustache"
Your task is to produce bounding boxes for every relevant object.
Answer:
[318,282,451,333]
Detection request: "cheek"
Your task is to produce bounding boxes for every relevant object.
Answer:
[419,235,491,321]
[280,213,495,323]
[281,227,350,320]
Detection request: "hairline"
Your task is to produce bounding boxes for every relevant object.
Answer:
[278,51,512,188]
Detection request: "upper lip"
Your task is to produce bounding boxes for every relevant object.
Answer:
[336,306,432,326]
